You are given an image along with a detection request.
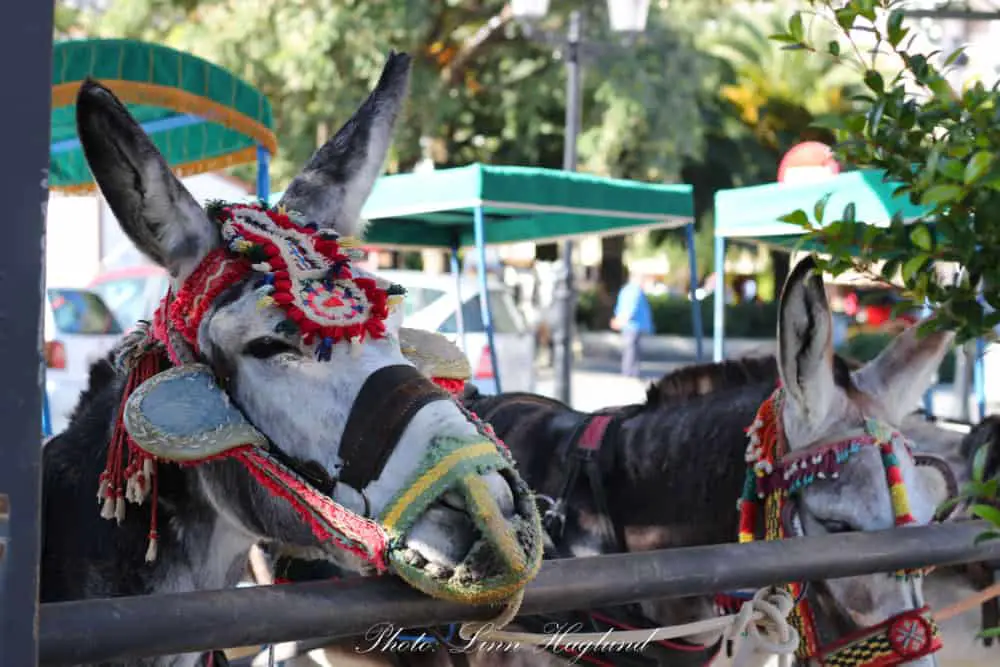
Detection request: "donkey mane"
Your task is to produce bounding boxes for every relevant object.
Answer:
[645,353,860,406]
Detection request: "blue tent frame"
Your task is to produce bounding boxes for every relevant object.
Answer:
[713,169,986,420]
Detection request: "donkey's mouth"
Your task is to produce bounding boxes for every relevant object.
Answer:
[379,441,544,605]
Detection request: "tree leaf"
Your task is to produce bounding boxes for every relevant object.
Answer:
[842,202,857,223]
[779,210,810,227]
[787,13,804,41]
[965,150,993,184]
[971,503,1000,526]
[910,224,933,251]
[814,193,832,224]
[920,184,964,207]
[864,69,884,93]
[902,254,927,283]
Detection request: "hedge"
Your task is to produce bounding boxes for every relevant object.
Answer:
[576,290,778,338]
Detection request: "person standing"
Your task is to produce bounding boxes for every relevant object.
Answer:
[611,272,654,378]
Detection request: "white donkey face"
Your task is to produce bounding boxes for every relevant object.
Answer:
[75,53,541,603]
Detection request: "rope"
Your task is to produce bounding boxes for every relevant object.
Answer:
[935,579,1000,622]
[459,587,799,667]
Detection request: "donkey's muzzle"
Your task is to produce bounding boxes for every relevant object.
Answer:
[379,435,544,604]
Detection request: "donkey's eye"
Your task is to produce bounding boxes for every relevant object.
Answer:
[818,519,852,534]
[243,337,301,360]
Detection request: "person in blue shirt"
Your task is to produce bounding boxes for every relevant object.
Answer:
[611,271,654,378]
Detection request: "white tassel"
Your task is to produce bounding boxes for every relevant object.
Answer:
[145,535,158,563]
[100,496,115,520]
[97,479,109,504]
[351,337,363,358]
[115,496,126,525]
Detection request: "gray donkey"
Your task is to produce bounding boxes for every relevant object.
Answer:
[41,52,542,667]
[276,258,960,667]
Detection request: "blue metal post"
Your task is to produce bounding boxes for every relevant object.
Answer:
[1,1,52,661]
[712,234,726,361]
[975,337,986,421]
[473,206,502,393]
[41,388,52,438]
[684,222,704,362]
[256,145,271,204]
[449,245,468,354]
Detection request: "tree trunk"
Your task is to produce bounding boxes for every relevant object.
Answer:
[597,235,626,326]
[770,249,790,296]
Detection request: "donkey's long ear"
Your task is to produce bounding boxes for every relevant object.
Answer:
[777,256,837,424]
[277,51,411,237]
[854,321,954,423]
[76,80,216,284]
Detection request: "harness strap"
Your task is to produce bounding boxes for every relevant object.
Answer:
[338,364,450,490]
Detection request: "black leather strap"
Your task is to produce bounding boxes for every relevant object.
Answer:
[338,364,450,490]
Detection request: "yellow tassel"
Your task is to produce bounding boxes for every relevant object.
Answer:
[256,295,276,310]
[339,237,361,248]
[388,295,404,308]
[739,531,754,544]
[233,239,253,252]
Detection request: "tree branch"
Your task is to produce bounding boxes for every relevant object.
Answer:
[441,3,513,86]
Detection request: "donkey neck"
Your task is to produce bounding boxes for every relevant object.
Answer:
[612,378,775,549]
[40,365,255,614]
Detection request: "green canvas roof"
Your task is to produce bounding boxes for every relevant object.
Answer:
[270,163,694,248]
[714,169,931,253]
[51,38,276,194]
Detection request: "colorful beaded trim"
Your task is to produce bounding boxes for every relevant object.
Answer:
[737,387,931,664]
[161,201,405,363]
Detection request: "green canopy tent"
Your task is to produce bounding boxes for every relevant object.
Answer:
[44,38,277,436]
[712,169,984,418]
[271,163,700,392]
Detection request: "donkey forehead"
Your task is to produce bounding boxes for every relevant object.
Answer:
[200,279,285,347]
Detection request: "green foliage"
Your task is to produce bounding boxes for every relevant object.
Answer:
[576,288,778,338]
[836,331,955,382]
[770,0,1000,537]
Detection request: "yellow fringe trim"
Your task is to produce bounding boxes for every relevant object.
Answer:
[52,79,277,154]
[51,79,277,194]
[52,146,261,195]
[890,484,912,518]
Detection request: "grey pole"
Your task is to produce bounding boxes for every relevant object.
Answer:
[38,521,1000,665]
[0,4,54,664]
[553,9,583,405]
[712,233,726,361]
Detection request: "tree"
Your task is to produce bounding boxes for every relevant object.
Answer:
[700,6,865,292]
[771,0,1000,558]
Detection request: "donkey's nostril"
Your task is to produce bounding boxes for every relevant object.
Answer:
[440,490,465,512]
[484,472,515,516]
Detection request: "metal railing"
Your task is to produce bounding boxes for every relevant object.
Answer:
[41,520,1000,666]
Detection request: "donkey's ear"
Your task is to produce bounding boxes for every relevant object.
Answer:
[777,256,837,424]
[276,51,411,238]
[854,322,954,423]
[76,79,217,284]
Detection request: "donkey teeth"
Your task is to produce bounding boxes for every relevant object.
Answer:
[425,562,454,580]
[402,548,427,568]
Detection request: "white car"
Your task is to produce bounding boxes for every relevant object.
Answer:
[378,270,536,395]
[44,288,123,435]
